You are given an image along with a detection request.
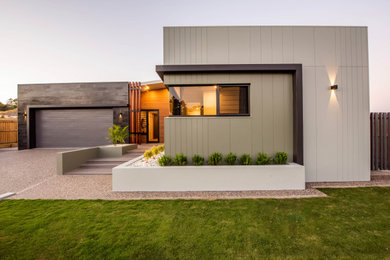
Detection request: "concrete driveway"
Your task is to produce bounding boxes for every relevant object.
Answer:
[0,148,69,194]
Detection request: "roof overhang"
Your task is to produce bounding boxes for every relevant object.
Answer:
[156,64,302,80]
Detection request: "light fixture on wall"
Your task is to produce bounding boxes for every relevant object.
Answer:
[24,111,27,120]
[144,85,150,91]
[119,112,123,123]
[330,85,338,91]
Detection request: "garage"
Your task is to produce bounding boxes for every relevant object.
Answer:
[35,108,113,148]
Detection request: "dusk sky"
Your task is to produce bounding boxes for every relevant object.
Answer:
[1,0,389,111]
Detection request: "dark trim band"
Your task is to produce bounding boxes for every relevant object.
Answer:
[155,64,303,165]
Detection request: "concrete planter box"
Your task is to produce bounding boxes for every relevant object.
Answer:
[112,163,305,191]
[98,144,137,158]
[57,144,137,174]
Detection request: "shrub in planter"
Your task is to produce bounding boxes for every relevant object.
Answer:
[158,155,171,166]
[144,150,153,160]
[174,153,188,166]
[106,125,129,145]
[275,152,288,164]
[224,152,237,165]
[255,152,272,165]
[208,152,223,165]
[157,144,165,153]
[192,154,204,166]
[239,154,252,165]
[151,146,160,156]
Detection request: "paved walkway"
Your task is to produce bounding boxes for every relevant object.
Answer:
[1,147,389,200]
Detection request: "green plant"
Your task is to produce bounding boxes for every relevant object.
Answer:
[106,125,129,145]
[192,154,204,166]
[208,152,223,165]
[255,152,272,165]
[158,155,171,166]
[239,154,252,165]
[224,153,237,165]
[157,144,165,153]
[0,115,4,118]
[174,153,188,166]
[144,150,153,160]
[275,152,288,164]
[151,146,160,156]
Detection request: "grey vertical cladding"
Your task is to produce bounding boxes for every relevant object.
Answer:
[164,73,294,162]
[18,82,129,150]
[162,26,370,182]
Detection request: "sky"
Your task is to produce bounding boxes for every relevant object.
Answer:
[0,0,389,111]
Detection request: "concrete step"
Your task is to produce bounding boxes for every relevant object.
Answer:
[80,163,118,169]
[84,160,127,165]
[371,172,390,181]
[65,167,112,175]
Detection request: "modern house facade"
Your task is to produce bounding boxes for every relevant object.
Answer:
[158,26,370,182]
[19,25,370,183]
[18,81,168,149]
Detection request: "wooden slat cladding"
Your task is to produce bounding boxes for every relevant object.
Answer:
[370,112,390,170]
[0,119,17,144]
[141,88,169,143]
[129,82,142,144]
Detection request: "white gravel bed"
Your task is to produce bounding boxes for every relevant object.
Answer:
[131,152,164,167]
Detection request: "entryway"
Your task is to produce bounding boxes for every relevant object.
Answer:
[140,110,159,143]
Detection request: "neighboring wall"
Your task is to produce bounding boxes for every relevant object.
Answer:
[141,89,169,143]
[18,82,129,150]
[164,73,294,161]
[163,26,370,182]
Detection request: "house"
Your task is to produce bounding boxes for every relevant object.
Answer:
[19,25,370,183]
[157,26,370,182]
[18,81,168,149]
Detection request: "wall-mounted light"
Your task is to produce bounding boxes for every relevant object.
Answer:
[330,85,338,91]
[24,111,27,120]
[144,85,150,91]
[119,112,123,123]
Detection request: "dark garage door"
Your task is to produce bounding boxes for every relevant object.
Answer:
[35,109,113,148]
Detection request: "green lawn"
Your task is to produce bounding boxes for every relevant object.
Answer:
[1,188,389,259]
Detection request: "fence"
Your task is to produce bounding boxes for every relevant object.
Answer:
[370,113,390,170]
[0,119,18,146]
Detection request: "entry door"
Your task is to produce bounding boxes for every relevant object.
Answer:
[140,110,159,143]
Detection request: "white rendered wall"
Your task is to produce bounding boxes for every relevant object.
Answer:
[163,26,370,182]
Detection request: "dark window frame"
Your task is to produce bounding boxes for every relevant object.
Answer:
[167,83,250,117]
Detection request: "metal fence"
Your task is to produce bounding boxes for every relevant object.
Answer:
[0,119,18,146]
[370,113,390,170]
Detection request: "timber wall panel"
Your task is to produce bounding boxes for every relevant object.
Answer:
[140,89,169,143]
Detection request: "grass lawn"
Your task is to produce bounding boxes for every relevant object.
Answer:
[1,188,390,259]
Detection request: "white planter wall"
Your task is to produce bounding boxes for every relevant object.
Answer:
[112,163,305,192]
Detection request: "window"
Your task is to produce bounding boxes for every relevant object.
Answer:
[219,86,249,115]
[169,85,249,116]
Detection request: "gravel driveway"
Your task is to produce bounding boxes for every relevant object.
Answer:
[0,148,69,194]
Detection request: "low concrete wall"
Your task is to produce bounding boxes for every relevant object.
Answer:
[112,163,305,191]
[57,147,99,175]
[57,144,137,175]
[98,144,137,158]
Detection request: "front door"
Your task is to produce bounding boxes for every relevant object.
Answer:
[140,110,159,143]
